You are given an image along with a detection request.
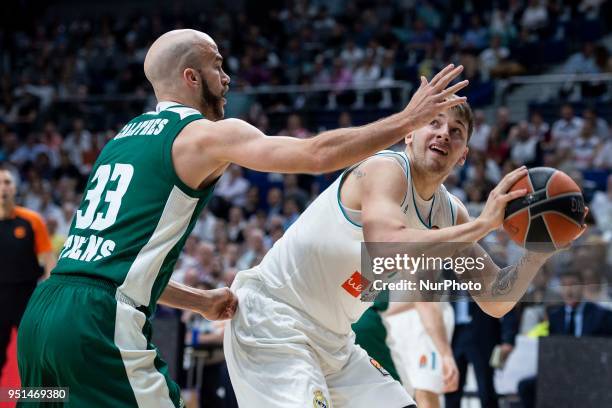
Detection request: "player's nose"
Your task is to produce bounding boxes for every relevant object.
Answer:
[435,124,450,142]
[222,72,231,86]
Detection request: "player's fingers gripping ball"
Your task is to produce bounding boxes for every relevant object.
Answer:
[503,167,586,252]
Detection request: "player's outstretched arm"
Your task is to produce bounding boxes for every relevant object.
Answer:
[158,280,238,320]
[200,64,468,174]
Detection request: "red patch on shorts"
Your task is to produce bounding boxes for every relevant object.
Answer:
[341,271,370,298]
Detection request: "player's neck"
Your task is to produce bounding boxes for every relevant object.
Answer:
[157,94,220,121]
[410,164,443,201]
[0,202,14,220]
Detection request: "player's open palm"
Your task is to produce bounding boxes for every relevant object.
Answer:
[403,64,469,131]
[478,166,529,232]
[198,287,239,321]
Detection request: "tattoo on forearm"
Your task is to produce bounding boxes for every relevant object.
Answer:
[491,252,546,297]
[491,265,518,296]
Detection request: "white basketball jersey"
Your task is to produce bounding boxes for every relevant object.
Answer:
[255,151,458,335]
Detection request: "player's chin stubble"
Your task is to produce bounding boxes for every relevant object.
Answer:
[200,77,224,120]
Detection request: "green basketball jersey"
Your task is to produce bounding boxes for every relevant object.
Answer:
[54,102,215,314]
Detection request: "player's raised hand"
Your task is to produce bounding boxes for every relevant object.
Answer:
[402,64,469,132]
[478,166,529,232]
[198,287,239,321]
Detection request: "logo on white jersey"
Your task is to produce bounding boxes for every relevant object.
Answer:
[341,271,371,298]
[312,390,329,408]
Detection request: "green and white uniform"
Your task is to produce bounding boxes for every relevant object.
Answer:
[18,102,214,408]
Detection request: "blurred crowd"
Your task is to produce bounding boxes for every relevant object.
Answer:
[1,1,612,405]
[1,0,611,115]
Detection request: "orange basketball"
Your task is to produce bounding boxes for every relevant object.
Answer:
[503,167,585,252]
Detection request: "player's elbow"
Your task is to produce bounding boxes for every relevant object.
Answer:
[363,221,405,243]
[479,301,514,318]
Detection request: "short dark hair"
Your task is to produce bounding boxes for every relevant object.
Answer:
[559,270,583,283]
[446,95,474,141]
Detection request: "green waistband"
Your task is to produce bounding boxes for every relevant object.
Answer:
[48,273,117,294]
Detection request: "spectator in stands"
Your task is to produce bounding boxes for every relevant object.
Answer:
[282,197,301,230]
[446,300,518,408]
[227,206,246,244]
[63,118,94,173]
[509,121,541,166]
[340,39,365,69]
[518,270,612,408]
[490,7,518,44]
[215,164,251,207]
[236,228,268,270]
[572,121,602,170]
[173,235,201,284]
[594,137,612,169]
[480,35,524,79]
[353,55,381,86]
[492,106,514,142]
[582,107,610,140]
[521,0,549,33]
[528,111,550,140]
[192,208,217,243]
[551,104,584,150]
[283,174,309,210]
[469,110,491,153]
[462,15,489,51]
[580,266,611,306]
[590,174,612,238]
[563,42,598,74]
[279,114,310,139]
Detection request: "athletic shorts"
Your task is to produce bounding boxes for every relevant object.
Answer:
[384,303,454,394]
[17,274,183,408]
[223,269,416,408]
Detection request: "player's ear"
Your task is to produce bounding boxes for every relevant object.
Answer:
[404,132,413,146]
[457,146,469,166]
[183,68,199,88]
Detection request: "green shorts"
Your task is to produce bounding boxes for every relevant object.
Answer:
[352,305,401,383]
[17,274,182,408]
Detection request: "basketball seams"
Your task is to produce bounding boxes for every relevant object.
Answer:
[526,171,536,195]
[523,209,532,247]
[541,210,584,227]
[544,170,554,199]
[507,191,582,215]
[540,214,557,250]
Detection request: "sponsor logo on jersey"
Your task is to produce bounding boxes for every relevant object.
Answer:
[370,358,390,376]
[14,226,26,239]
[312,390,329,408]
[419,354,428,368]
[341,271,371,298]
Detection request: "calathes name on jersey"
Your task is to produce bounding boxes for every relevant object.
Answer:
[58,234,116,262]
[115,118,169,139]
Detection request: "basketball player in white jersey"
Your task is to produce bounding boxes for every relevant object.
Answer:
[383,301,456,408]
[223,97,586,407]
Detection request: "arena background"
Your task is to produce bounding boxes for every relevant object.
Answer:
[0,0,611,407]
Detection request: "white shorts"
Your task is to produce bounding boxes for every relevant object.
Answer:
[384,303,454,394]
[224,270,416,408]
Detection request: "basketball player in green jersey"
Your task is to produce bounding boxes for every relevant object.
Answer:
[17,29,469,408]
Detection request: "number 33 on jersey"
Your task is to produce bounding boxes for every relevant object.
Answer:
[54,102,217,312]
